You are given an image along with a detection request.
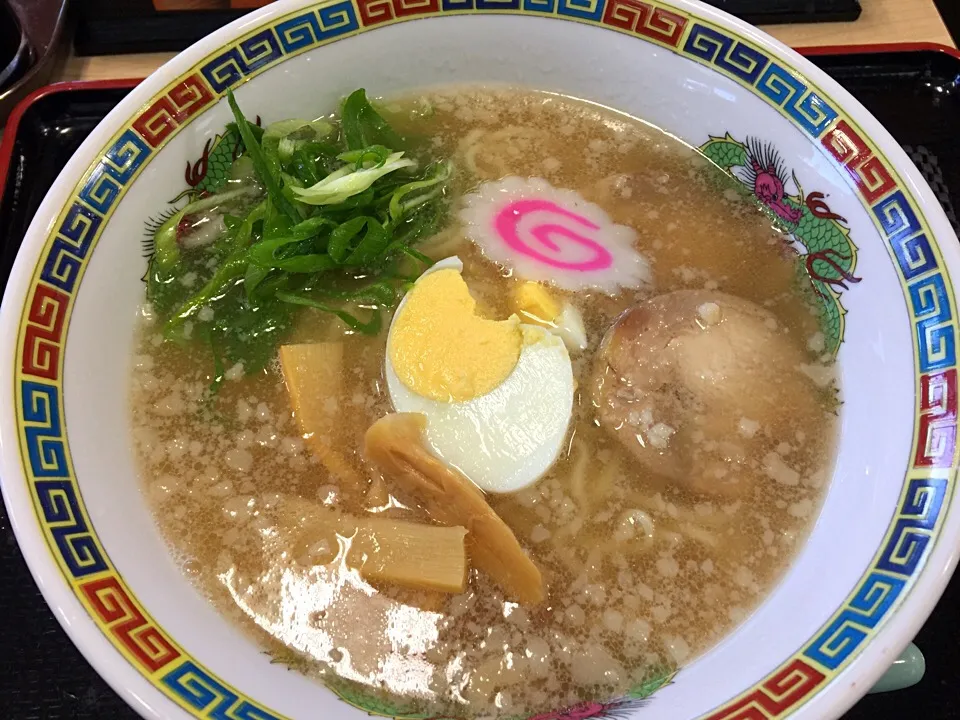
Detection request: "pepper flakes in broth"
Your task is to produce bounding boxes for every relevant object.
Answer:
[131,87,837,717]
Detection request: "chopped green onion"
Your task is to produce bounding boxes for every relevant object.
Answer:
[229,155,255,183]
[244,263,270,299]
[339,145,392,169]
[327,217,369,264]
[291,152,415,206]
[388,161,452,223]
[345,218,389,266]
[150,87,452,377]
[226,90,300,224]
[152,209,186,269]
[164,251,247,338]
[341,89,404,151]
[263,118,333,142]
[225,199,268,254]
[181,184,258,216]
[276,291,382,335]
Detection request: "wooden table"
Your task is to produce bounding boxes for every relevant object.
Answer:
[59,0,954,83]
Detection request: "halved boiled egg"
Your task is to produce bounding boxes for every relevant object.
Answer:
[385,257,574,494]
[512,281,588,353]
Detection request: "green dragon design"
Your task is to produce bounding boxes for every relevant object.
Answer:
[325,678,436,719]
[183,124,245,195]
[700,133,861,355]
[141,117,258,258]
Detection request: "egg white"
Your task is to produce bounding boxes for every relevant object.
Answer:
[385,257,574,494]
[554,302,588,353]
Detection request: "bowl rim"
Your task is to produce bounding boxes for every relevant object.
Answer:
[1,1,959,719]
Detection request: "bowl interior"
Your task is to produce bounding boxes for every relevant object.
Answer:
[3,3,959,720]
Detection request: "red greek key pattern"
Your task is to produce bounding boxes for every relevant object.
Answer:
[80,576,181,672]
[132,74,215,148]
[821,119,896,204]
[915,369,958,467]
[22,284,69,381]
[356,0,439,26]
[602,0,687,47]
[704,659,826,720]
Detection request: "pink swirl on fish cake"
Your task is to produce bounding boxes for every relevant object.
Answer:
[460,176,651,295]
[494,199,614,272]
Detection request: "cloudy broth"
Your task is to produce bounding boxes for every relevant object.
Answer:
[130,87,837,717]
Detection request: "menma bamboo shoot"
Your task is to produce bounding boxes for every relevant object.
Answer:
[279,496,467,594]
[364,413,545,605]
[279,343,362,484]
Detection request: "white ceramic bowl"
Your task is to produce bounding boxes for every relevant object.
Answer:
[2,1,959,719]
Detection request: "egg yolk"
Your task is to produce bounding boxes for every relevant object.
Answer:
[513,281,561,326]
[389,269,522,402]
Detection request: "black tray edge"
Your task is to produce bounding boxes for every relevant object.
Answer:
[0,77,142,204]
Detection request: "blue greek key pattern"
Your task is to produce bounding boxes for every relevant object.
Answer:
[877,477,947,576]
[873,189,922,239]
[909,273,956,372]
[21,381,67,478]
[557,0,605,22]
[21,382,108,578]
[103,129,152,185]
[756,63,838,137]
[34,479,108,578]
[162,662,283,720]
[804,572,906,670]
[274,4,358,53]
[892,232,936,282]
[678,23,837,138]
[77,129,152,215]
[201,29,284,93]
[40,202,101,294]
[873,190,938,280]
[523,0,556,11]
[78,164,121,215]
[683,24,769,84]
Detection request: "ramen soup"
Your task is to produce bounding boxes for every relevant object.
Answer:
[130,87,839,717]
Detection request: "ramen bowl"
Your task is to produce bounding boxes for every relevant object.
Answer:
[1,1,958,718]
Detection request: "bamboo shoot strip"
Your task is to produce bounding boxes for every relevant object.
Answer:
[279,497,468,594]
[365,413,545,605]
[351,517,467,594]
[279,342,364,485]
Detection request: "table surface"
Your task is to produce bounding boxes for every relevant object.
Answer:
[57,0,955,83]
